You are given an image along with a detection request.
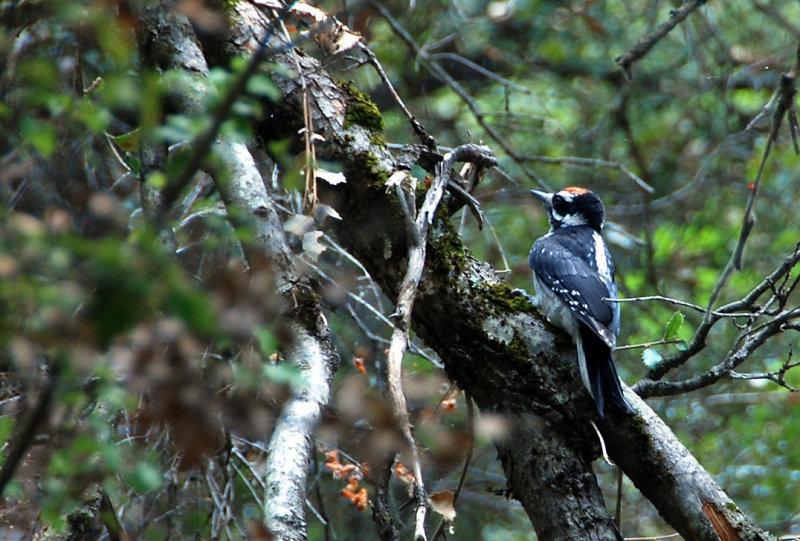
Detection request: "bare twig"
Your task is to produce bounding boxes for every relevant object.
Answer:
[429,53,532,94]
[360,43,436,149]
[275,13,318,210]
[609,295,755,318]
[229,453,266,508]
[635,307,800,397]
[615,338,686,352]
[624,534,682,541]
[369,1,543,187]
[607,131,753,216]
[387,144,495,541]
[611,44,797,217]
[616,0,709,78]
[432,392,475,541]
[300,248,443,366]
[630,243,800,385]
[480,213,511,272]
[522,154,654,193]
[751,1,800,38]
[373,455,400,541]
[0,365,58,496]
[744,90,779,133]
[733,86,794,267]
[626,48,800,386]
[704,43,799,319]
[323,233,388,311]
[730,344,800,392]
[720,243,800,316]
[205,466,236,540]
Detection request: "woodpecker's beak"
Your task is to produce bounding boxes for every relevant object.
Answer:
[530,190,553,206]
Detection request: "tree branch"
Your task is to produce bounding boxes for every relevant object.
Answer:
[616,0,709,78]
[372,455,400,541]
[636,307,800,398]
[635,146,800,383]
[386,144,496,541]
[632,242,800,392]
[0,365,57,496]
[368,1,545,188]
[521,154,654,193]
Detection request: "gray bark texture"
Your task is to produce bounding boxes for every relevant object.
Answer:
[142,1,776,540]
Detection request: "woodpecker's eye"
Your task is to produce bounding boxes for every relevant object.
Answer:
[551,194,570,214]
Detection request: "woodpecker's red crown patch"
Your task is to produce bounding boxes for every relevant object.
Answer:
[564,186,589,195]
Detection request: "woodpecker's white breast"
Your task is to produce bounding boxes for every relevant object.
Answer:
[592,231,611,283]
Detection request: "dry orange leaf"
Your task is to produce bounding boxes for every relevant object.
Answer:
[340,487,369,511]
[441,397,457,411]
[246,520,275,541]
[429,489,456,521]
[393,461,414,484]
[353,355,367,375]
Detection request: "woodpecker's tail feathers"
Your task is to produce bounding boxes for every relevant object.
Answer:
[577,325,633,418]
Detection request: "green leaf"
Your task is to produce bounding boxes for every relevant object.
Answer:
[146,172,167,190]
[664,311,684,340]
[20,116,56,156]
[163,281,216,336]
[110,128,140,152]
[247,73,280,101]
[263,362,305,388]
[0,417,13,445]
[642,348,662,369]
[254,327,278,357]
[126,461,163,493]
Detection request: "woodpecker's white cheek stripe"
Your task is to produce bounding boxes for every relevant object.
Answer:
[593,231,610,279]
[561,213,588,227]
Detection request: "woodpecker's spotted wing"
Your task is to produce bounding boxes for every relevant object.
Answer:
[529,228,618,347]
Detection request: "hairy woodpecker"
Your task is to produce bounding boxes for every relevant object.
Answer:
[528,186,632,418]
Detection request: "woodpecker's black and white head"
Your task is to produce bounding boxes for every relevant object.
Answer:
[528,186,632,417]
[531,186,606,232]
